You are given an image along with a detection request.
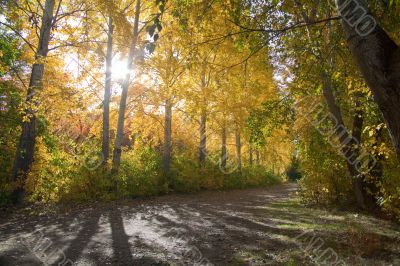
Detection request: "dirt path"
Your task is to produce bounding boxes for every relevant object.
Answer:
[0,183,399,266]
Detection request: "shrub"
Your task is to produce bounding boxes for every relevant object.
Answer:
[13,131,284,205]
[171,155,282,192]
[118,147,168,198]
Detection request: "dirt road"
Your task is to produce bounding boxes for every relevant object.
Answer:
[0,183,399,265]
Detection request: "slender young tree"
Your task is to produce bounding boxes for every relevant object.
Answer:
[255,149,260,166]
[235,129,242,172]
[199,109,207,166]
[249,145,253,166]
[112,0,141,171]
[221,126,227,171]
[102,16,113,163]
[163,98,172,174]
[198,57,213,167]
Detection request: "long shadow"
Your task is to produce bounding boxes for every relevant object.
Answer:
[153,205,286,264]
[109,207,135,266]
[54,209,102,265]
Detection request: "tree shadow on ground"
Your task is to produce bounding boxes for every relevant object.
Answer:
[110,207,135,265]
[53,209,102,265]
[1,184,400,265]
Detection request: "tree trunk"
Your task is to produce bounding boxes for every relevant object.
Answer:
[337,0,400,162]
[350,94,371,208]
[11,0,56,203]
[322,73,371,209]
[112,0,141,171]
[296,1,381,209]
[163,98,172,175]
[199,59,209,167]
[102,16,113,164]
[255,150,260,166]
[351,94,379,209]
[221,127,227,171]
[249,145,253,166]
[199,110,207,167]
[235,130,242,172]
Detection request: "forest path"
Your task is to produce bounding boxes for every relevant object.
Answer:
[0,183,399,266]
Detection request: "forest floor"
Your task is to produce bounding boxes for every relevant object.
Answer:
[0,183,399,266]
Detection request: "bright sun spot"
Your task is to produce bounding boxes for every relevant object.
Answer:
[111,57,130,80]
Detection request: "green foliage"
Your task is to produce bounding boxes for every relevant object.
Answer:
[0,33,20,76]
[21,138,282,204]
[145,0,166,54]
[247,98,294,147]
[118,147,168,198]
[25,140,164,202]
[0,81,22,205]
[286,156,302,181]
[297,128,353,206]
[170,156,204,192]
[225,166,282,189]
[374,160,400,218]
[26,137,78,203]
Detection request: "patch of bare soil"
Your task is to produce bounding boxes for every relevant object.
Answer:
[0,183,399,265]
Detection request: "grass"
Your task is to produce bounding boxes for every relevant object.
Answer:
[231,196,400,265]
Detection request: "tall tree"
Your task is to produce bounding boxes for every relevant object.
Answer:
[249,145,253,166]
[289,3,373,208]
[221,126,227,171]
[112,0,141,171]
[102,15,113,163]
[163,98,172,174]
[235,129,242,172]
[199,108,207,166]
[336,0,400,162]
[11,0,56,202]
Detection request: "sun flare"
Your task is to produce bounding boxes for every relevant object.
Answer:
[111,57,130,80]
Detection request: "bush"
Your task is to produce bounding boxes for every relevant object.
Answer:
[170,155,282,193]
[118,147,168,198]
[0,81,22,205]
[297,157,353,206]
[26,137,75,203]
[10,131,283,205]
[26,136,113,203]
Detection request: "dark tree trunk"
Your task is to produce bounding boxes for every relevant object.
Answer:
[102,16,113,164]
[337,0,400,162]
[221,127,227,171]
[235,130,242,172]
[350,95,379,210]
[199,110,207,167]
[249,145,253,166]
[11,0,56,203]
[112,0,141,171]
[322,73,379,209]
[163,98,172,175]
[255,150,260,166]
[350,94,371,208]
